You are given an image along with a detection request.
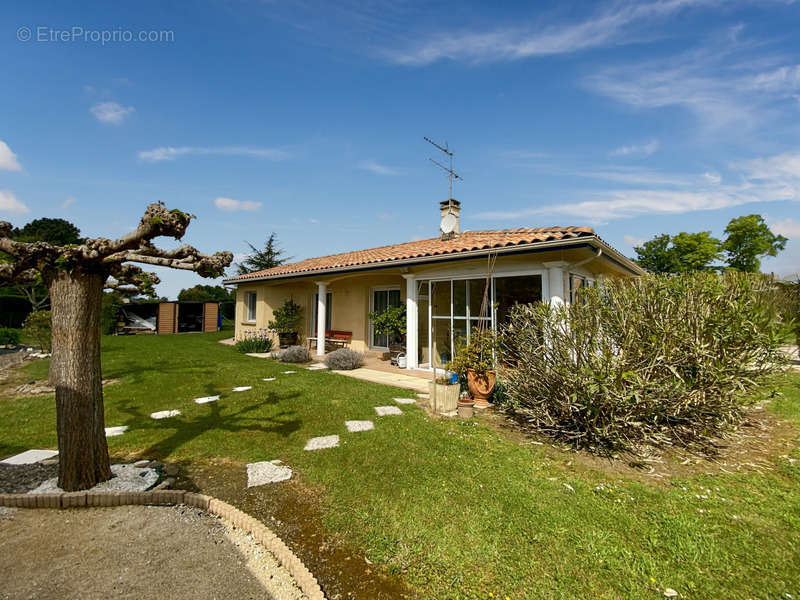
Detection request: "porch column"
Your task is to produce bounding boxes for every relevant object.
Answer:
[544,261,567,306]
[403,274,418,369]
[315,281,327,356]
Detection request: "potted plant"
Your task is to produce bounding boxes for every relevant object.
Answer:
[268,298,303,348]
[447,328,498,409]
[369,305,406,357]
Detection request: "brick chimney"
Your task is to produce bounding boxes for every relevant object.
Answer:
[439,198,461,240]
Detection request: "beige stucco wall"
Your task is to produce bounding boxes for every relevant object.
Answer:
[232,245,635,351]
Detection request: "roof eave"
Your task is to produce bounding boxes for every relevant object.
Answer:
[222,235,644,284]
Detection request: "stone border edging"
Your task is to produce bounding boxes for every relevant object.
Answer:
[0,490,325,600]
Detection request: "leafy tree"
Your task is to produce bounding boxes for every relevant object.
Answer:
[0,203,232,491]
[1,218,84,311]
[235,233,289,275]
[12,218,83,245]
[178,284,232,302]
[635,232,721,273]
[633,234,680,274]
[722,214,787,273]
[670,231,723,272]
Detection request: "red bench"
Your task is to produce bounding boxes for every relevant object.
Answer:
[307,329,352,351]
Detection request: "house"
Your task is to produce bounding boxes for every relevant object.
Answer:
[223,199,644,370]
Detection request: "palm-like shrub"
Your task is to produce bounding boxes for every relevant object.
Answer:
[280,345,311,363]
[324,348,365,370]
[499,272,786,452]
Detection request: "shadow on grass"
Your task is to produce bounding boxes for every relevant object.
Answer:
[114,391,302,459]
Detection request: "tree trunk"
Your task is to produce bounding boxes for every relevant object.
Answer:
[48,269,111,491]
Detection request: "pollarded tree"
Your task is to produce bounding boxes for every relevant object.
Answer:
[0,203,232,491]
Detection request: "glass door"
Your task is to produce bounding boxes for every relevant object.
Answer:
[371,288,401,348]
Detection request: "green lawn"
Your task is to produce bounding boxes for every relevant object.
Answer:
[1,332,799,599]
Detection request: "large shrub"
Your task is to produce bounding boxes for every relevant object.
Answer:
[235,329,274,353]
[324,348,365,370]
[0,327,21,346]
[23,310,52,352]
[499,273,786,452]
[280,345,311,363]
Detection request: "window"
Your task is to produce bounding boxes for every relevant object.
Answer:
[312,292,332,334]
[246,292,257,322]
[371,288,401,347]
[569,274,587,304]
[494,275,543,325]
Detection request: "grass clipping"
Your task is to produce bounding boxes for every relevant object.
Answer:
[499,272,789,453]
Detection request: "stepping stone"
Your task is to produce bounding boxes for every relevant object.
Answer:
[262,377,276,382]
[304,435,340,451]
[105,425,128,437]
[0,449,58,465]
[345,420,374,433]
[393,397,417,405]
[375,406,403,416]
[194,395,220,404]
[150,409,180,420]
[283,370,296,374]
[246,461,292,487]
[307,363,328,370]
[232,386,252,392]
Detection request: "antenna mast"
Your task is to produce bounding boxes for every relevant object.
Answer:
[424,136,462,198]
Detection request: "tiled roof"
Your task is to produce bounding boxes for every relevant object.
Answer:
[226,227,598,281]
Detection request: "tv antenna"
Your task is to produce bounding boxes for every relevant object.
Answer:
[424,136,462,199]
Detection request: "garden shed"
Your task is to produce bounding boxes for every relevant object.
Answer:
[117,301,219,335]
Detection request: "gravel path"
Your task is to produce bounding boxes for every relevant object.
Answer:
[0,505,306,600]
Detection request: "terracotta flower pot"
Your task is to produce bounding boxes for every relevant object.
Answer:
[467,369,496,409]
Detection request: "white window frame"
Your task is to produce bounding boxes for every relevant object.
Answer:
[422,268,546,371]
[245,292,257,323]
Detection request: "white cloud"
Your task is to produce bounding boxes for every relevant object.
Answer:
[0,190,29,215]
[611,139,659,157]
[90,101,135,124]
[214,197,262,212]
[478,151,800,222]
[703,172,722,184]
[357,159,403,176]
[769,217,800,239]
[0,141,22,171]
[624,234,647,247]
[62,196,77,209]
[388,0,712,65]
[138,146,290,162]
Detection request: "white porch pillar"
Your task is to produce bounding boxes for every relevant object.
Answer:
[403,274,418,369]
[544,261,568,306]
[315,281,327,356]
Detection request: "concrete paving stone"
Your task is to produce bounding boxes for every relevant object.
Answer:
[375,406,403,416]
[194,395,220,404]
[304,435,340,451]
[283,370,296,374]
[150,410,181,420]
[246,461,293,487]
[345,420,374,433]
[393,397,417,405]
[232,386,252,392]
[0,449,58,465]
[306,364,328,370]
[105,425,128,437]
[262,377,276,381]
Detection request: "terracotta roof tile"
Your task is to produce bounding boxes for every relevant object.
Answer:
[226,227,596,281]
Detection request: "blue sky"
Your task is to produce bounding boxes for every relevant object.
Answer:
[2,0,799,298]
